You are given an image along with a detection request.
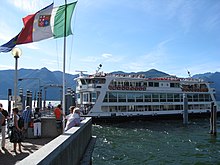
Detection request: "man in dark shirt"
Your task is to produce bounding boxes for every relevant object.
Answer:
[0,103,9,149]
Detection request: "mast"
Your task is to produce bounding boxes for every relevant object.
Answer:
[62,0,67,132]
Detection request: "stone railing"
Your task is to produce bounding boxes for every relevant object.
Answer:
[17,117,93,165]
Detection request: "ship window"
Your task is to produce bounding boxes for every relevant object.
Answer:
[174,94,180,102]
[118,106,126,112]
[152,94,159,102]
[103,93,108,102]
[187,94,193,102]
[109,106,118,112]
[118,93,126,102]
[128,93,135,102]
[204,94,211,101]
[128,105,135,112]
[83,93,89,102]
[124,81,129,86]
[136,82,141,86]
[152,105,160,111]
[193,94,198,102]
[144,105,152,111]
[144,93,151,102]
[149,82,153,87]
[160,93,166,102]
[167,93,173,102]
[92,92,97,102]
[174,105,182,110]
[154,82,159,87]
[136,93,143,102]
[199,94,205,102]
[136,105,144,111]
[109,92,117,102]
[143,82,147,87]
[76,93,81,104]
[81,79,86,85]
[170,83,180,88]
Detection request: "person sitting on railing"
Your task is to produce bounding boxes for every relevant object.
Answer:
[64,107,81,131]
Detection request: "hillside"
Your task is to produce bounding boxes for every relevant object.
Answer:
[0,68,219,100]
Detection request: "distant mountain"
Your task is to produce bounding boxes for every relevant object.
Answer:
[193,72,220,100]
[111,69,170,78]
[0,68,219,100]
[0,67,77,100]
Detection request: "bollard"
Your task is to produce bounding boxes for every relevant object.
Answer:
[19,88,25,110]
[26,90,33,108]
[183,94,188,125]
[213,105,217,136]
[37,90,42,109]
[210,102,217,136]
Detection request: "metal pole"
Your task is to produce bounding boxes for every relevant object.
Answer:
[62,0,67,133]
[14,56,18,107]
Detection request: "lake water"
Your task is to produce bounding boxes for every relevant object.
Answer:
[1,99,220,164]
[92,118,220,165]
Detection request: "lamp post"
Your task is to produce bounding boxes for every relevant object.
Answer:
[12,47,22,108]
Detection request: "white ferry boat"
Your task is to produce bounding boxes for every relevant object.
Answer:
[75,70,218,120]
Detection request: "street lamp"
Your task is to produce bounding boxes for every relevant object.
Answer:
[12,47,22,107]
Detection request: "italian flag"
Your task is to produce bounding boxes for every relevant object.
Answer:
[17,2,77,44]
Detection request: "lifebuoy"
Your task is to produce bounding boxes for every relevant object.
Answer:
[122,86,125,90]
[108,86,113,90]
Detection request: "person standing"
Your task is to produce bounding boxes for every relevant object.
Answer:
[22,106,33,138]
[0,103,9,150]
[10,108,23,153]
[54,104,65,134]
[33,107,41,138]
[0,109,5,132]
[47,102,53,114]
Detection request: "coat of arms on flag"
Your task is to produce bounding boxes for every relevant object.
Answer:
[38,15,51,27]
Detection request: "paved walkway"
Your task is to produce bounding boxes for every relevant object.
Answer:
[0,137,53,165]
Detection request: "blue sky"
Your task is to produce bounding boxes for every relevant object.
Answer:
[0,0,220,77]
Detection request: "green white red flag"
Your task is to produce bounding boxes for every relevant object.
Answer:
[17,2,77,44]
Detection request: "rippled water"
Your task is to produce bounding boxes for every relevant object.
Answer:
[92,118,220,165]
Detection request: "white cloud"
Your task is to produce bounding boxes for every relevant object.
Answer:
[9,0,46,12]
[0,64,14,70]
[102,53,112,58]
[24,43,39,50]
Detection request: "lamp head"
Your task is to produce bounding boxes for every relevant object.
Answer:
[12,47,22,58]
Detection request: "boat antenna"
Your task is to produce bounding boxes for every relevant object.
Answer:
[96,64,102,73]
[75,70,87,77]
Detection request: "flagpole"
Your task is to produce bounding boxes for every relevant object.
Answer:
[62,0,67,133]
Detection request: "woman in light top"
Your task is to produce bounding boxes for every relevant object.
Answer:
[65,107,81,131]
[10,108,23,153]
